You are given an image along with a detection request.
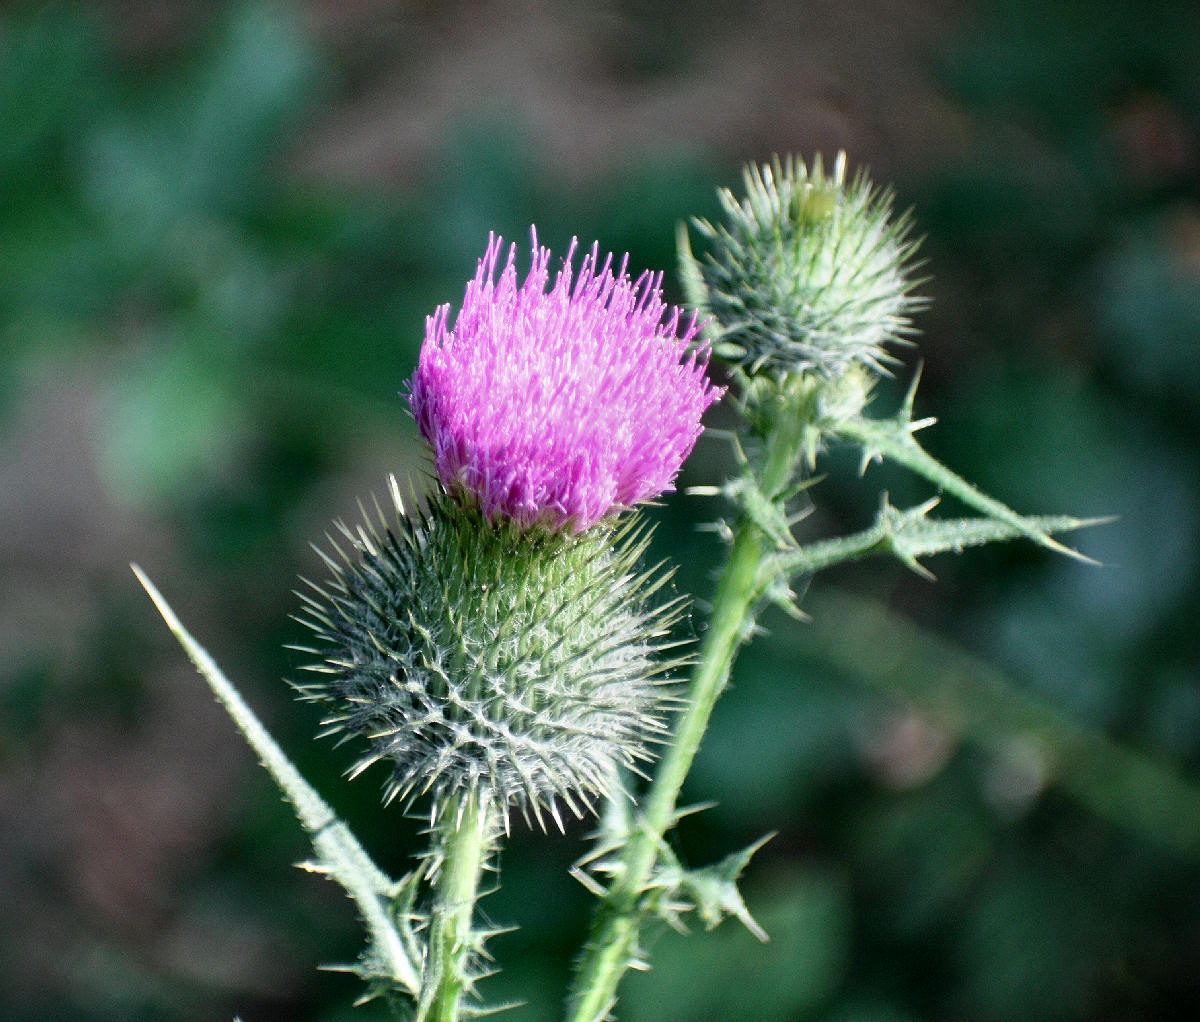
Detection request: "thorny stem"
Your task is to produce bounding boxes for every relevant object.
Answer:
[565,405,802,1022]
[427,791,493,1022]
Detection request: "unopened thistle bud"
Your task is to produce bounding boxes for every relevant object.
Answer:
[295,232,722,826]
[295,488,686,828]
[692,152,924,386]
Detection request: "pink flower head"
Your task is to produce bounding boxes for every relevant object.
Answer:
[410,230,724,533]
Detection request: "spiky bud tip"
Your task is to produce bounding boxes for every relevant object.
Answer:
[693,152,925,386]
[293,481,688,829]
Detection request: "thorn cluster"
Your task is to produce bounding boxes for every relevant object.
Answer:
[293,481,689,828]
[692,152,926,382]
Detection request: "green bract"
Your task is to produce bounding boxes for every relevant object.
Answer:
[691,152,925,383]
[294,479,687,829]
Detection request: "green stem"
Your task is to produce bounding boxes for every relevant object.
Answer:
[566,411,800,1022]
[566,518,765,1022]
[427,791,492,1022]
[804,588,1200,858]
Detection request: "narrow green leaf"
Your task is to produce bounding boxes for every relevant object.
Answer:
[833,412,1100,563]
[131,565,422,997]
[765,499,1109,585]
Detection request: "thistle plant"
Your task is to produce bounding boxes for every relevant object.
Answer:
[135,154,1103,1021]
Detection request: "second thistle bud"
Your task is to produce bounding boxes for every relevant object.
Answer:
[691,152,924,389]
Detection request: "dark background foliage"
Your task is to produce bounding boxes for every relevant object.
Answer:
[2,1,1198,1019]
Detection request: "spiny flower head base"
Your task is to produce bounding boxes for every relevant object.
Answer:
[410,232,723,534]
[295,481,687,829]
[692,152,925,384]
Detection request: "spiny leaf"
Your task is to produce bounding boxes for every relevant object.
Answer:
[833,408,1099,563]
[132,565,423,999]
[723,474,798,550]
[764,498,1108,586]
[672,833,774,941]
[642,832,774,942]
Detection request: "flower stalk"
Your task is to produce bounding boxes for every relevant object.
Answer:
[425,791,496,1022]
[566,389,809,1022]
[565,523,766,1022]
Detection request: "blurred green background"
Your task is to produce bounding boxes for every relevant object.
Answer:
[2,1,1198,1019]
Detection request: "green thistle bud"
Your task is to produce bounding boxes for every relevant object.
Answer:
[293,479,686,829]
[691,152,925,384]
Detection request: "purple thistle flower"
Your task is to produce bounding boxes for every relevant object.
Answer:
[410,230,724,533]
